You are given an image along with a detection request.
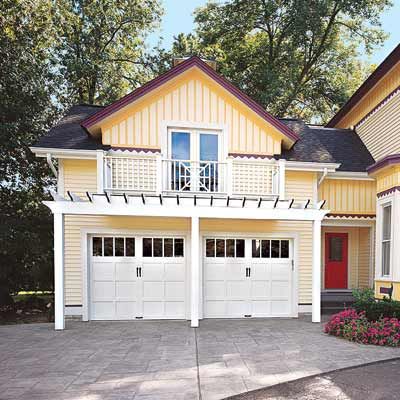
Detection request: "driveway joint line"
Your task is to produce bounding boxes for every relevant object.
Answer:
[194,326,202,400]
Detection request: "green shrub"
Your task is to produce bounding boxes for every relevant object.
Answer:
[352,288,400,321]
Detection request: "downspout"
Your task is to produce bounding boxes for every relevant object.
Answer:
[46,153,58,178]
[317,167,328,187]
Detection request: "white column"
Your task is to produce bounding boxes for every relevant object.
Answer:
[191,216,200,327]
[312,218,322,323]
[96,150,104,193]
[278,159,286,199]
[54,212,65,330]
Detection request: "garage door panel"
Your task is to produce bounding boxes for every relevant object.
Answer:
[204,301,225,317]
[93,281,115,301]
[165,301,185,317]
[227,264,246,280]
[251,300,270,316]
[271,300,290,315]
[143,301,164,317]
[143,263,164,280]
[116,263,137,280]
[227,300,248,317]
[271,281,290,298]
[205,263,225,280]
[251,264,271,280]
[143,281,164,299]
[271,264,291,280]
[116,302,136,319]
[251,281,270,298]
[93,262,114,280]
[165,282,185,301]
[92,302,114,320]
[205,281,225,299]
[165,263,185,280]
[116,282,138,300]
[226,281,248,299]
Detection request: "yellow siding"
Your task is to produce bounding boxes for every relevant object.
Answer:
[375,166,400,193]
[322,226,372,289]
[335,61,400,128]
[100,68,283,155]
[356,91,400,160]
[62,159,97,197]
[318,179,376,215]
[64,216,191,305]
[285,171,315,201]
[201,219,313,304]
[375,280,400,301]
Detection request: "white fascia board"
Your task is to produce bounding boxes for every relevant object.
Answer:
[44,200,328,221]
[30,147,99,160]
[325,171,375,181]
[285,160,340,172]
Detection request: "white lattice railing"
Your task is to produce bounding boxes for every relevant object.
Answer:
[104,155,158,192]
[162,159,227,193]
[231,160,280,196]
[103,155,282,196]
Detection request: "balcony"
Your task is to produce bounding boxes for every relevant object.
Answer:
[103,154,282,197]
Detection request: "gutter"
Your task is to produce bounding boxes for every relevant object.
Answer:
[46,153,58,178]
[317,168,328,187]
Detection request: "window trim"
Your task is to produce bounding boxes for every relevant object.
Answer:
[381,202,393,277]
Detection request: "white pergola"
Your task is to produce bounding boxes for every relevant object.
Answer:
[45,191,328,330]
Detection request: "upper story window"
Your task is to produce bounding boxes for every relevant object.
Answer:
[166,128,223,192]
[381,203,392,276]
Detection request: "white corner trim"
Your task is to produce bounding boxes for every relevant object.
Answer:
[65,306,82,316]
[30,147,98,160]
[298,304,312,313]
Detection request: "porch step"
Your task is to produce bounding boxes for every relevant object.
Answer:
[321,291,355,314]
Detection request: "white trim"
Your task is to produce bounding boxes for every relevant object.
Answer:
[317,168,328,186]
[322,219,375,227]
[298,304,312,313]
[278,159,286,199]
[312,219,322,323]
[285,161,340,172]
[326,171,375,181]
[191,217,200,327]
[369,225,375,287]
[65,306,82,316]
[54,213,65,330]
[44,200,328,222]
[96,150,104,193]
[46,154,58,178]
[30,147,98,159]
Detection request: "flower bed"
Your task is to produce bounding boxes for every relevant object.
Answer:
[324,309,400,346]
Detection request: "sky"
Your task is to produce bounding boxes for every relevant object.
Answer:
[148,0,400,65]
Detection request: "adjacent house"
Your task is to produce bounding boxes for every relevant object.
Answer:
[30,45,399,330]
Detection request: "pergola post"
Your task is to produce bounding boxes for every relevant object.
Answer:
[54,212,65,330]
[312,218,322,323]
[190,216,200,327]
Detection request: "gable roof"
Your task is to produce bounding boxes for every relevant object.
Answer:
[35,104,106,150]
[279,119,374,172]
[327,44,400,128]
[81,56,299,143]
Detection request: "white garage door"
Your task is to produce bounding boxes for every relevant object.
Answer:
[204,237,293,318]
[91,235,186,320]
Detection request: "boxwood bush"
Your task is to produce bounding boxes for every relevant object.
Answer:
[352,288,400,321]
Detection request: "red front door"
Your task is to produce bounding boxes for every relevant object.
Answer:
[325,233,348,289]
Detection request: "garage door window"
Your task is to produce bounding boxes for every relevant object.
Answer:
[143,237,184,257]
[205,238,245,258]
[92,236,135,257]
[252,239,289,258]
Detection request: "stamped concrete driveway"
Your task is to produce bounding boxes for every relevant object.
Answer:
[1,317,400,400]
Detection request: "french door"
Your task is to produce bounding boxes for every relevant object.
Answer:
[167,129,222,192]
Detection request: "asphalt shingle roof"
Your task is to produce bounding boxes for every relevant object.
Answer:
[33,106,375,172]
[279,119,374,172]
[34,104,106,150]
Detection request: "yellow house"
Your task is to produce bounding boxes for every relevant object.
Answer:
[327,44,400,302]
[32,55,384,330]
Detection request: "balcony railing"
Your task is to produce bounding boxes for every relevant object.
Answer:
[103,154,282,196]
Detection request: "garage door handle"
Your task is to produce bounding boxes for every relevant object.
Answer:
[136,267,142,278]
[245,267,251,277]
[248,267,251,277]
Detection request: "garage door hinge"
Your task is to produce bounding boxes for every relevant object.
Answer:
[291,259,294,271]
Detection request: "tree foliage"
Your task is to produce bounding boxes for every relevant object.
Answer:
[0,0,59,302]
[153,0,391,123]
[54,0,163,105]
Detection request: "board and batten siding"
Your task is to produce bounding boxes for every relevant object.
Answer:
[100,69,283,156]
[61,159,97,197]
[356,89,400,161]
[318,179,376,215]
[376,166,400,193]
[335,61,400,129]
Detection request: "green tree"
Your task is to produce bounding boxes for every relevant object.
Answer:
[55,0,163,105]
[154,0,391,123]
[0,0,59,304]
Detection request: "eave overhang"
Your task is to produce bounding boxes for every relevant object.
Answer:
[366,153,400,175]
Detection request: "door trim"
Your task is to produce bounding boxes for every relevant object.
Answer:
[324,232,348,289]
[200,231,299,319]
[81,228,190,321]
